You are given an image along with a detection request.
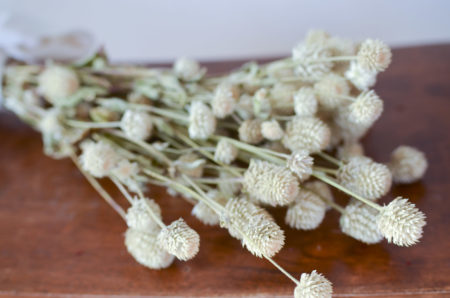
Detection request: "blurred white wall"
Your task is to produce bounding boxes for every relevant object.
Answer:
[1,0,449,62]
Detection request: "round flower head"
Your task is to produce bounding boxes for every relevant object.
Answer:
[214,139,238,164]
[348,90,383,126]
[340,200,383,244]
[294,270,333,298]
[269,83,296,114]
[188,101,216,140]
[212,83,239,118]
[238,119,263,144]
[126,197,162,232]
[125,228,175,269]
[294,87,318,117]
[282,117,331,153]
[192,190,226,225]
[236,94,253,120]
[243,159,299,206]
[337,156,392,200]
[357,39,392,72]
[287,150,313,181]
[285,189,326,230]
[221,198,285,258]
[292,43,332,80]
[314,73,350,110]
[261,120,284,141]
[157,218,200,261]
[38,108,65,140]
[38,66,79,105]
[112,159,139,182]
[173,57,206,81]
[304,180,334,211]
[175,153,205,178]
[337,141,364,161]
[120,110,153,141]
[80,140,122,178]
[389,145,428,184]
[345,60,377,90]
[377,197,426,246]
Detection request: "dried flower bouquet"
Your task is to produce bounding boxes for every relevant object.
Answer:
[2,30,428,297]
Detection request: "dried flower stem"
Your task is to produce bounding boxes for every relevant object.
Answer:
[70,153,126,220]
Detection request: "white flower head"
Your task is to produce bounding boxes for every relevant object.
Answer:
[38,108,65,140]
[357,39,392,72]
[340,200,383,244]
[348,90,384,126]
[188,101,216,140]
[269,83,296,114]
[287,150,313,181]
[125,228,174,269]
[157,218,200,261]
[120,110,153,141]
[292,43,333,79]
[173,57,206,81]
[304,180,334,211]
[337,156,392,200]
[126,197,162,232]
[333,106,372,141]
[377,197,426,246]
[218,171,242,196]
[294,270,333,298]
[80,140,122,178]
[294,87,318,117]
[244,159,299,206]
[38,66,79,105]
[214,139,238,165]
[314,73,350,110]
[261,120,284,141]
[389,145,428,184]
[345,60,377,90]
[221,198,285,258]
[285,190,326,230]
[238,119,263,144]
[282,117,331,153]
[212,83,239,118]
[253,88,272,118]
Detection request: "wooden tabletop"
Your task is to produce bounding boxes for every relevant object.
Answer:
[1,45,449,297]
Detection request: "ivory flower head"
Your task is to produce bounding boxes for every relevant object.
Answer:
[125,228,174,269]
[261,120,284,141]
[38,66,79,105]
[80,140,122,178]
[212,83,239,118]
[282,117,331,153]
[389,145,428,184]
[244,159,299,206]
[285,189,326,230]
[126,197,162,232]
[120,110,153,141]
[348,90,384,126]
[214,139,238,165]
[221,198,285,258]
[157,218,200,261]
[293,87,318,117]
[238,119,263,144]
[377,197,426,246]
[287,150,313,181]
[173,57,206,81]
[294,270,333,298]
[357,39,392,72]
[188,101,216,140]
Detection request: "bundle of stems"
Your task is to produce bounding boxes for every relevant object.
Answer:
[2,30,428,298]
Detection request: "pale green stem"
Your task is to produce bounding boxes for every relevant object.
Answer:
[192,177,243,184]
[65,119,120,129]
[312,171,382,212]
[265,256,300,285]
[181,174,225,213]
[174,130,242,177]
[313,166,338,176]
[316,152,342,167]
[129,103,189,122]
[70,154,126,220]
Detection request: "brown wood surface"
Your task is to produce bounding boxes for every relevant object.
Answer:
[1,45,450,297]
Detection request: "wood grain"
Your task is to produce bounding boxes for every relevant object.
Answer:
[0,45,449,297]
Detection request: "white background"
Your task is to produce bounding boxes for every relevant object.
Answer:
[1,0,449,62]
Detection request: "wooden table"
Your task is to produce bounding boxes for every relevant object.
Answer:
[1,45,449,297]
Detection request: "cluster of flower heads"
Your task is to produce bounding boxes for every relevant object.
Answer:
[3,29,429,297]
